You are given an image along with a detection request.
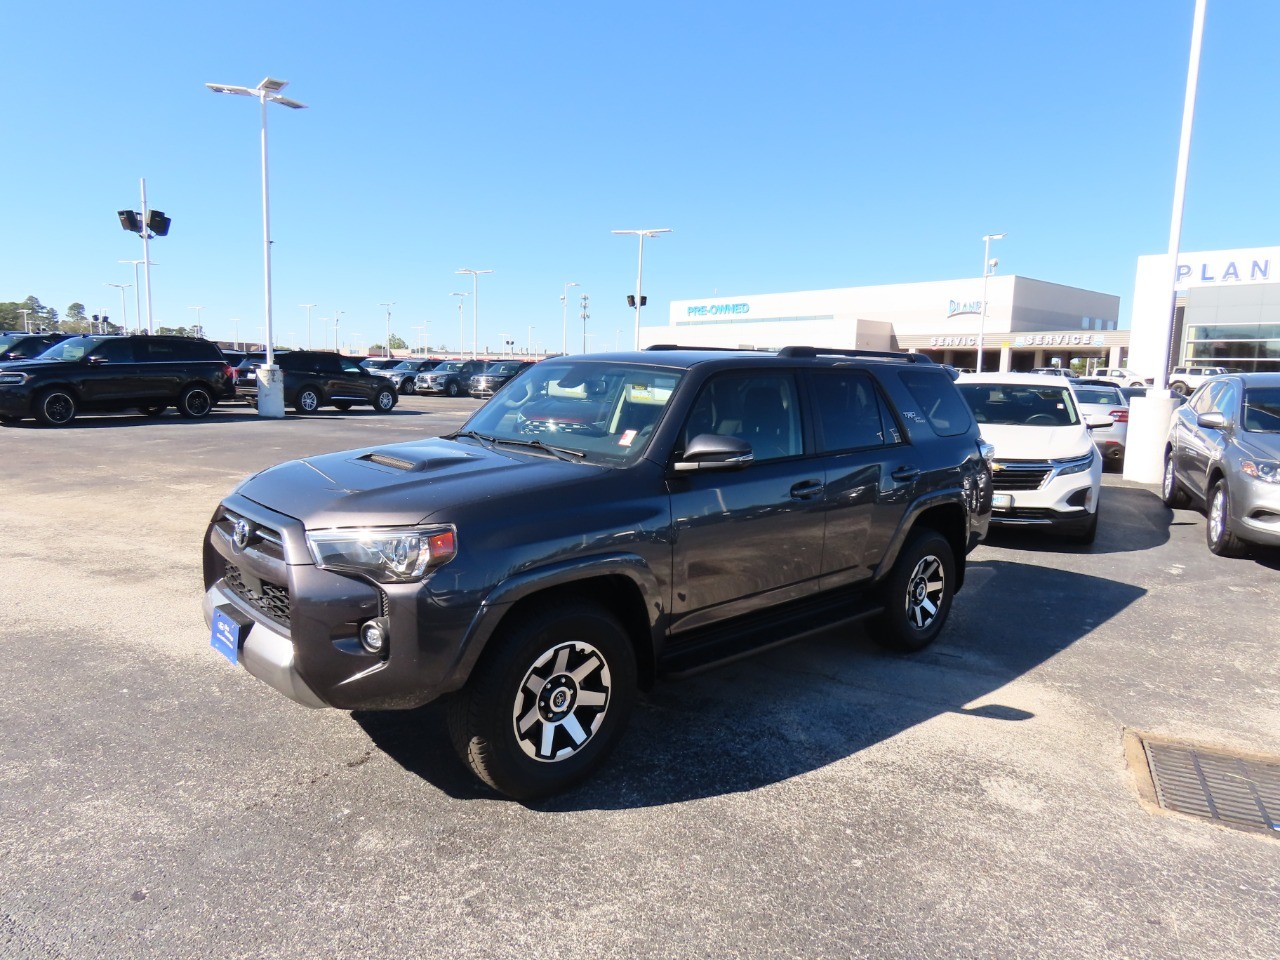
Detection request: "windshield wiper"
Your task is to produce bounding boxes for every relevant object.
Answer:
[451,429,498,449]
[491,436,587,461]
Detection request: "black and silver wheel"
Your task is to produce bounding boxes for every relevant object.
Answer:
[140,404,167,418]
[1161,450,1189,508]
[177,385,213,418]
[873,528,954,652]
[446,380,461,398]
[35,389,77,427]
[447,600,636,799]
[373,387,397,412]
[1206,479,1245,557]
[294,386,322,413]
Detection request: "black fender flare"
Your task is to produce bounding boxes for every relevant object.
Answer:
[872,491,972,592]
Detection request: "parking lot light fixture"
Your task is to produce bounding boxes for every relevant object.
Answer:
[976,232,1006,373]
[612,229,671,350]
[380,302,396,357]
[560,281,580,354]
[455,269,492,359]
[299,304,317,349]
[450,293,468,356]
[106,283,131,332]
[206,76,307,418]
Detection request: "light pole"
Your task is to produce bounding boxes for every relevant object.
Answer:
[611,228,671,349]
[206,76,307,419]
[527,325,535,357]
[299,304,317,349]
[499,332,511,359]
[333,315,341,352]
[580,293,590,353]
[188,305,205,337]
[560,281,579,354]
[413,323,429,356]
[230,318,241,351]
[455,268,492,359]
[119,260,153,335]
[379,302,396,357]
[976,233,1006,373]
[450,291,469,356]
[106,283,131,332]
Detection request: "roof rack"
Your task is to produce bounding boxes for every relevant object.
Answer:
[775,346,937,364]
[643,344,767,352]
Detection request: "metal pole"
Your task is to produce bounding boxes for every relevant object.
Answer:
[140,179,154,334]
[301,304,316,349]
[471,273,479,359]
[561,281,579,354]
[259,92,275,367]
[634,236,645,350]
[977,235,991,373]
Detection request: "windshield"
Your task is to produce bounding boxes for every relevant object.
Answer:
[32,337,105,362]
[392,361,418,371]
[436,361,466,373]
[460,361,683,466]
[1073,386,1123,405]
[487,362,525,376]
[1243,387,1280,432]
[958,382,1080,427]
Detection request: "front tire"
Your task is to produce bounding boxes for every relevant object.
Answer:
[1206,479,1246,557]
[35,389,77,427]
[177,385,213,418]
[872,528,955,652]
[446,380,461,398]
[1170,381,1190,397]
[373,387,397,413]
[398,377,415,395]
[447,600,637,800]
[294,386,322,413]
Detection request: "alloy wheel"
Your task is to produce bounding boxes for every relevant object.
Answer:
[511,641,611,762]
[904,554,945,630]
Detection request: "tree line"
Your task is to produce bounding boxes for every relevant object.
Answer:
[1,296,123,335]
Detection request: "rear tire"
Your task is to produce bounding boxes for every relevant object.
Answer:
[1170,381,1190,397]
[177,385,213,419]
[872,528,955,652]
[295,386,322,413]
[1161,451,1190,508]
[447,600,636,799]
[1206,480,1246,557]
[35,389,77,427]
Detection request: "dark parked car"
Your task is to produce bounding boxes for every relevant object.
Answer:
[1162,371,1280,556]
[375,359,440,394]
[204,345,992,798]
[238,350,398,414]
[415,359,488,396]
[0,332,71,363]
[0,334,234,426]
[469,360,535,399]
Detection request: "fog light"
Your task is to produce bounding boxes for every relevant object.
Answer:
[359,620,387,654]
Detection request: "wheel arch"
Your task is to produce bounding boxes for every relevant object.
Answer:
[874,497,970,592]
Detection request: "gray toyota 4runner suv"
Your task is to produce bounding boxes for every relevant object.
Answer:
[204,346,993,798]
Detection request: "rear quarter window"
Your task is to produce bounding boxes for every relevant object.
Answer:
[897,368,973,437]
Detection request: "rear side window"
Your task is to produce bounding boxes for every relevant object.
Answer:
[142,339,203,361]
[898,369,973,437]
[810,370,900,451]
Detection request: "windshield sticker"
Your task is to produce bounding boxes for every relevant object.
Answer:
[619,430,637,447]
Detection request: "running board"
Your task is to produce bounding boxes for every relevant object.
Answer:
[659,591,884,679]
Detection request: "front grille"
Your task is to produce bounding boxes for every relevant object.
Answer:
[991,460,1052,491]
[221,509,283,549]
[223,562,291,629]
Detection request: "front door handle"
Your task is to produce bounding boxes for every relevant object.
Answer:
[790,479,824,500]
[891,465,920,482]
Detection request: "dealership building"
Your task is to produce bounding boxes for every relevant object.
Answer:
[648,275,1123,371]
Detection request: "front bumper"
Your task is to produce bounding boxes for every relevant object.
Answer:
[201,495,477,711]
[0,388,32,418]
[1233,475,1280,546]
[989,455,1101,530]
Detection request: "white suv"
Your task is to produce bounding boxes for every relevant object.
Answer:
[1091,367,1147,388]
[1169,365,1228,396]
[956,373,1108,543]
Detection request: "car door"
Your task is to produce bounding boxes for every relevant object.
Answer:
[134,338,189,401]
[806,369,912,590]
[1177,380,1226,501]
[666,370,826,634]
[76,338,140,406]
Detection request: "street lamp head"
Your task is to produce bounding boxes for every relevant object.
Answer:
[983,232,1007,241]
[612,228,673,238]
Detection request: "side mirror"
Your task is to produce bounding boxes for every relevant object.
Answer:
[1083,413,1114,430]
[673,433,754,472]
[1196,410,1227,430]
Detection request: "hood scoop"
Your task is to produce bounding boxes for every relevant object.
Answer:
[354,449,474,473]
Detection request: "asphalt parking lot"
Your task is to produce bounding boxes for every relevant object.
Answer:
[2,396,1277,960]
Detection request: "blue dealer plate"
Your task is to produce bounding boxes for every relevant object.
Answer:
[992,493,1013,510]
[211,607,246,665]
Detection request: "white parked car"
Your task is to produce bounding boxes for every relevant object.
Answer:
[956,373,1109,543]
[1090,367,1148,388]
[1071,381,1130,466]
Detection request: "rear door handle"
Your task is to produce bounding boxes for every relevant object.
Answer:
[790,479,824,500]
[891,465,920,482]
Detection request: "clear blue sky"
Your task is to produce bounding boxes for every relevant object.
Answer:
[5,1,1277,353]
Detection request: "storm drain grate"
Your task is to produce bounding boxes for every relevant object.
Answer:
[1142,738,1280,837]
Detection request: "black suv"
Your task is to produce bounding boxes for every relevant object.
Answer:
[469,360,535,399]
[239,350,399,414]
[203,346,992,797]
[0,332,71,363]
[0,334,234,426]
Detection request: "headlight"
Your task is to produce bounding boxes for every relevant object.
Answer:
[1056,450,1095,476]
[306,525,457,582]
[0,372,31,385]
[1241,459,1280,484]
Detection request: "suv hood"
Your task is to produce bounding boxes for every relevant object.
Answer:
[237,437,594,528]
[978,423,1093,461]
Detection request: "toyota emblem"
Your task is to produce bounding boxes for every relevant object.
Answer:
[232,519,251,549]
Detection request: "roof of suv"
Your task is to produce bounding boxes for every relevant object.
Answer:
[572,345,951,374]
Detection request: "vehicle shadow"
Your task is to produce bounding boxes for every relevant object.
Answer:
[2,407,431,428]
[983,485,1171,555]
[353,557,1145,809]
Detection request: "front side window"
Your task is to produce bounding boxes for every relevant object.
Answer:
[679,372,803,462]
[1189,382,1222,415]
[90,339,136,363]
[463,361,683,466]
[958,382,1080,427]
[339,358,364,375]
